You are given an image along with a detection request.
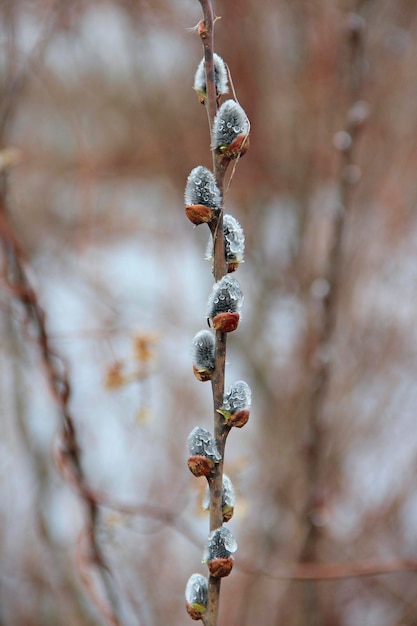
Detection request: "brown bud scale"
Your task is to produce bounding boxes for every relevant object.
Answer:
[220,134,250,160]
[185,204,217,225]
[227,261,239,273]
[186,602,205,621]
[207,556,234,578]
[193,364,213,382]
[222,506,234,522]
[197,20,208,38]
[212,312,240,333]
[229,409,250,428]
[188,455,215,477]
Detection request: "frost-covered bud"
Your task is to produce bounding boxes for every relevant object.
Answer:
[212,100,250,159]
[207,275,243,332]
[192,330,215,382]
[203,527,237,578]
[218,380,252,428]
[184,166,221,225]
[203,474,235,522]
[206,214,245,273]
[185,166,221,209]
[185,573,208,620]
[194,53,229,104]
[187,427,221,477]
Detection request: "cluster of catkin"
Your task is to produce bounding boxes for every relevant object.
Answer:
[183,53,251,621]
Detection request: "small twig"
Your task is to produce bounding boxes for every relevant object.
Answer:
[221,64,250,199]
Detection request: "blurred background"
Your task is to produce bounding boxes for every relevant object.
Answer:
[1,0,417,624]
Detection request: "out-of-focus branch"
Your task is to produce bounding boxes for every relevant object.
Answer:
[87,490,417,583]
[0,4,124,620]
[5,305,96,625]
[299,10,368,626]
[0,195,122,626]
[240,558,417,582]
[0,1,63,143]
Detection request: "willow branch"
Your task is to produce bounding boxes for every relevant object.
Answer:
[196,2,230,625]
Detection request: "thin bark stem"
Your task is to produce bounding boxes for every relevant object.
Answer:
[198,0,216,134]
[197,2,231,625]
